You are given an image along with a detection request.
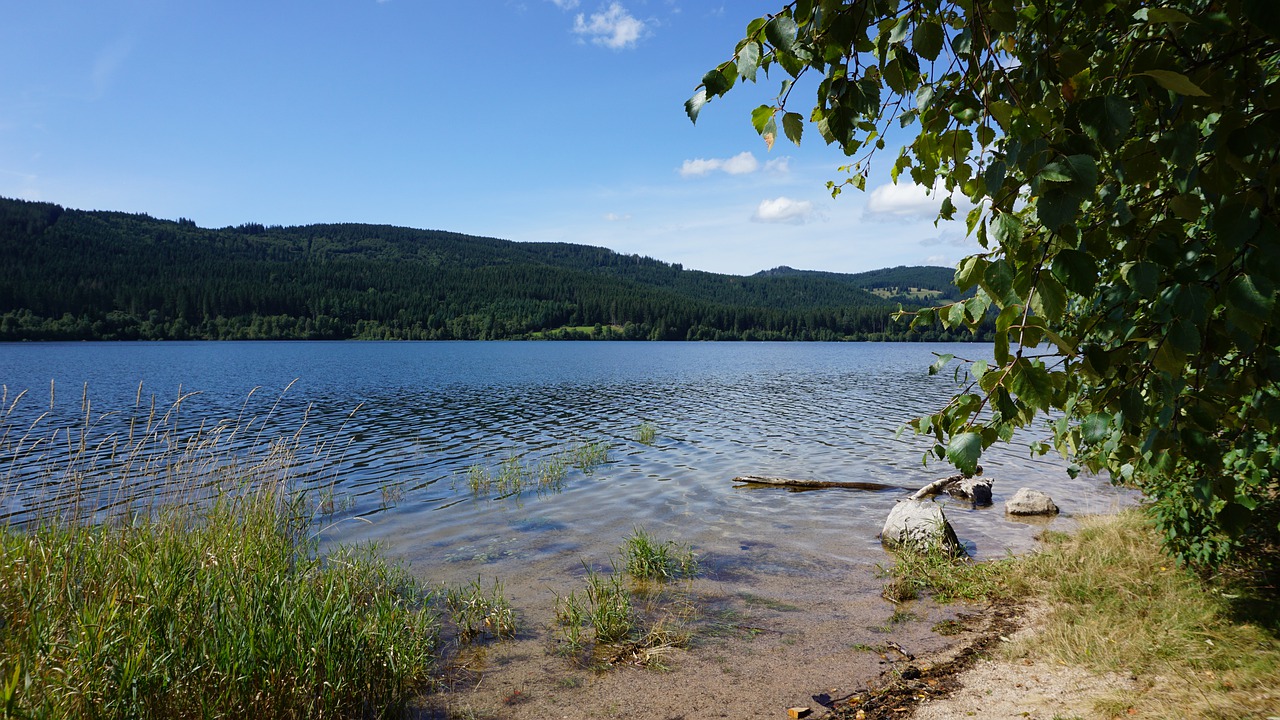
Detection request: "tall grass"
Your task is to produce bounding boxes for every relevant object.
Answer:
[0,385,441,719]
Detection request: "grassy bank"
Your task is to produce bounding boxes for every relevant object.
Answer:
[886,511,1280,718]
[0,388,444,719]
[0,484,441,719]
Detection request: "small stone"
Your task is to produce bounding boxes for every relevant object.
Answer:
[1005,488,1060,515]
[787,707,812,719]
[948,476,993,506]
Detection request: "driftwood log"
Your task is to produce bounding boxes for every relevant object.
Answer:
[909,472,972,500]
[731,475,908,491]
[733,465,986,500]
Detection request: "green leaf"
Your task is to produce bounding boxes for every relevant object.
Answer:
[946,432,983,476]
[751,104,775,134]
[940,195,956,220]
[685,88,707,124]
[1050,249,1097,295]
[702,66,734,97]
[1168,317,1201,354]
[1123,262,1160,297]
[982,259,1016,305]
[1038,163,1074,183]
[888,16,910,44]
[1010,361,1055,410]
[992,212,1022,248]
[1081,413,1112,444]
[1226,274,1275,322]
[913,20,944,61]
[1169,193,1203,221]
[1077,96,1133,151]
[1139,70,1210,97]
[1213,199,1261,247]
[929,353,955,375]
[782,112,804,145]
[736,41,762,82]
[1030,275,1066,323]
[1036,189,1082,231]
[1146,7,1194,23]
[955,255,986,291]
[1217,503,1253,536]
[765,15,799,55]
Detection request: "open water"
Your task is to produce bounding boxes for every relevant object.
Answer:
[0,341,1133,583]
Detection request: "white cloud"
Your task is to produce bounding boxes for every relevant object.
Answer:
[925,255,953,266]
[604,212,631,221]
[573,3,645,49]
[549,0,579,8]
[864,180,971,220]
[719,152,759,175]
[752,196,815,224]
[763,157,790,174]
[678,151,760,178]
[678,158,721,177]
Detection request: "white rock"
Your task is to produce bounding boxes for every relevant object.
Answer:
[1005,488,1059,516]
[881,499,965,555]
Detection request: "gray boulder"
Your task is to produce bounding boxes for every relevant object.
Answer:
[1005,488,1060,516]
[881,499,965,555]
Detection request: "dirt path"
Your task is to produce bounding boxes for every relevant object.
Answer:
[818,603,1140,720]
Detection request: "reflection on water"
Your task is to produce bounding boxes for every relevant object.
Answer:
[0,341,1134,581]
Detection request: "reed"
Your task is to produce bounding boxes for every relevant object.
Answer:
[0,384,441,719]
[555,564,635,652]
[569,440,609,474]
[445,577,518,643]
[461,443,597,500]
[553,531,697,669]
[622,526,698,581]
[634,422,657,446]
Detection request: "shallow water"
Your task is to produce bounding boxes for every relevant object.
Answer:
[0,341,1132,576]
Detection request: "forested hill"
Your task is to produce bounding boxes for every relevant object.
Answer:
[0,197,979,341]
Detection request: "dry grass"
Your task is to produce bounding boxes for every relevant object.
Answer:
[1013,512,1280,719]
[885,510,1279,718]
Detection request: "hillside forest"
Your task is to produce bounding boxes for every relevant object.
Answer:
[0,197,985,342]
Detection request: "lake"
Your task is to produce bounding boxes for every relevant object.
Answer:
[0,341,1130,575]
[1,340,1138,715]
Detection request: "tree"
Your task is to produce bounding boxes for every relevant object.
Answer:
[689,0,1280,571]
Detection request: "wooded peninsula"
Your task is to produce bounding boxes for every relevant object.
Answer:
[0,196,985,342]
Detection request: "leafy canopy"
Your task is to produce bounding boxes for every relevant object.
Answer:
[689,0,1280,569]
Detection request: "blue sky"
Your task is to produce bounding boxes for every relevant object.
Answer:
[0,1,977,276]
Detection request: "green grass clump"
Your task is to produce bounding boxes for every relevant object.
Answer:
[0,489,440,719]
[634,422,657,446]
[622,527,698,581]
[445,578,517,642]
[880,542,1023,604]
[569,441,609,474]
[553,565,693,669]
[463,440,591,497]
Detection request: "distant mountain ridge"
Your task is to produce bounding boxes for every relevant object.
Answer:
[0,196,980,341]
